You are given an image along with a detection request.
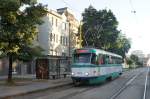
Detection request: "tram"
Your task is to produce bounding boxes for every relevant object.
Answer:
[71,48,123,85]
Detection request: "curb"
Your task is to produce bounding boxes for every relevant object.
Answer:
[1,82,72,99]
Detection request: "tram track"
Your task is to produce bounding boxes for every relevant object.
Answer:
[110,67,149,99]
[10,68,147,99]
[56,68,146,99]
[143,67,149,99]
[8,84,74,99]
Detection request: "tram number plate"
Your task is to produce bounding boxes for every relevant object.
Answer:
[77,72,82,74]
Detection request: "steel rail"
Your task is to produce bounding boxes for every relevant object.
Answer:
[110,71,142,99]
[143,67,149,99]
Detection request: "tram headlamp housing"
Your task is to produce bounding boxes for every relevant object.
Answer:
[85,72,89,76]
[71,72,75,75]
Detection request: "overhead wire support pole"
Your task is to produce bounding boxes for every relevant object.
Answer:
[79,21,82,48]
[68,23,71,57]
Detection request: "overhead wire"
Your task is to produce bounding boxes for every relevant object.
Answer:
[129,0,142,39]
[61,0,80,13]
[129,0,136,14]
[129,0,138,23]
[60,0,90,47]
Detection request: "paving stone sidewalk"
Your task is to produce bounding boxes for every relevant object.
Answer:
[0,77,72,99]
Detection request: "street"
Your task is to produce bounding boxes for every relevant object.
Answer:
[7,67,150,99]
[1,1,150,99]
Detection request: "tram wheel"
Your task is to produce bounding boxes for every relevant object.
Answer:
[106,76,112,82]
[73,80,81,86]
[119,72,123,75]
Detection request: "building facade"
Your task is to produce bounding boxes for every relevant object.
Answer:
[38,10,69,56]
[57,7,80,52]
[0,8,79,76]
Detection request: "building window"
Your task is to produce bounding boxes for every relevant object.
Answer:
[56,19,57,27]
[63,37,65,45]
[52,17,53,26]
[50,33,52,41]
[66,37,68,46]
[53,34,55,42]
[56,34,58,43]
[62,53,66,56]
[65,23,67,30]
[60,36,62,44]
[65,37,67,46]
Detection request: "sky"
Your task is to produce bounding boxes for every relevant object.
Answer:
[38,0,150,55]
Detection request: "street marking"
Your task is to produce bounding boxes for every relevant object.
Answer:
[125,74,139,86]
[110,73,140,99]
[143,67,149,99]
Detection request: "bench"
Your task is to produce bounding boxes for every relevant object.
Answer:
[49,72,70,79]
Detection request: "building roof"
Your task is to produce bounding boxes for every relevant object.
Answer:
[48,9,62,19]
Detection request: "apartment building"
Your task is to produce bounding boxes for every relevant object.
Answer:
[38,10,69,56]
[57,7,80,50]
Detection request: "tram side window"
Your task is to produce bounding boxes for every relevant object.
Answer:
[115,58,122,64]
[111,57,116,64]
[116,58,119,64]
[98,54,104,65]
[118,58,122,64]
[91,53,98,65]
[109,56,113,64]
[115,58,118,64]
[105,55,109,64]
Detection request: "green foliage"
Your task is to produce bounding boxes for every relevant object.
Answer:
[82,6,119,49]
[108,34,131,58]
[0,0,47,59]
[126,54,143,68]
[81,6,131,58]
[17,46,44,62]
[130,54,139,62]
[126,57,133,65]
[0,0,48,81]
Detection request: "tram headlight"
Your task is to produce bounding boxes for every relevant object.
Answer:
[85,72,89,76]
[71,72,75,75]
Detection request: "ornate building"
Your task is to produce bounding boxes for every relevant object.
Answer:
[38,9,69,56]
[57,7,80,55]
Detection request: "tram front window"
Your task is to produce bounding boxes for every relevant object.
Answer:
[74,53,91,63]
[91,53,97,64]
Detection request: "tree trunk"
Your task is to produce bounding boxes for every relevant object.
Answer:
[8,55,13,82]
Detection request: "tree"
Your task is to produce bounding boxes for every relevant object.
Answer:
[126,57,133,68]
[130,54,139,63]
[0,0,47,82]
[108,33,131,58]
[82,6,119,50]
[81,6,131,58]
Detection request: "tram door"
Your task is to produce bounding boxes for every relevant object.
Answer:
[36,59,49,79]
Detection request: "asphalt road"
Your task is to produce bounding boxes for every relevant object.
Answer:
[9,67,150,99]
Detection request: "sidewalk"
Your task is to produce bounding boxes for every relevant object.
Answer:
[0,75,36,80]
[0,76,72,99]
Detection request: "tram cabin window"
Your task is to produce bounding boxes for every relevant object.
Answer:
[74,53,91,63]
